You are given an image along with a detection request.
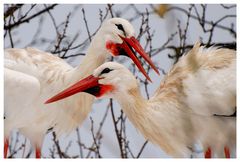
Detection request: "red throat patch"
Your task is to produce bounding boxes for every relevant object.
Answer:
[97,84,114,97]
[106,41,119,56]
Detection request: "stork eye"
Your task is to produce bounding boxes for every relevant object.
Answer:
[115,24,125,33]
[100,68,113,75]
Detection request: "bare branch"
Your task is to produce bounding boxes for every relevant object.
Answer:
[82,8,92,42]
[136,141,148,158]
[4,4,58,30]
[4,4,23,19]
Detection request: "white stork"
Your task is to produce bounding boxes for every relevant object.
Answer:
[46,42,236,158]
[4,18,159,158]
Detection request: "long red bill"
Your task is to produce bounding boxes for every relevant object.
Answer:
[120,40,152,82]
[121,36,160,77]
[45,75,99,104]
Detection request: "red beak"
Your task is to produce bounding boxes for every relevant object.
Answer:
[120,36,160,82]
[45,75,100,104]
[45,75,113,104]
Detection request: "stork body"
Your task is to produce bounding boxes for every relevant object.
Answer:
[4,47,101,154]
[48,43,236,157]
[4,18,159,158]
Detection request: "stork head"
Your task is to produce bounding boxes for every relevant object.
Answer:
[45,62,138,104]
[97,18,159,81]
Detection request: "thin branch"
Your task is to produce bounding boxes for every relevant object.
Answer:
[52,131,69,158]
[86,106,110,157]
[4,4,24,19]
[82,8,92,42]
[8,28,14,48]
[136,141,148,158]
[110,99,127,158]
[75,128,84,158]
[220,4,236,9]
[107,4,114,18]
[89,117,102,158]
[4,4,58,30]
[167,6,236,35]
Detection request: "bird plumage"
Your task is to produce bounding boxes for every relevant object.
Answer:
[4,47,96,149]
[51,42,236,157]
[4,18,159,158]
[120,43,236,157]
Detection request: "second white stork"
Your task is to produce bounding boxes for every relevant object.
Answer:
[4,18,159,158]
[46,43,236,158]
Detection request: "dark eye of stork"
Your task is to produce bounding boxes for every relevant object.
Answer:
[100,68,113,75]
[115,24,126,35]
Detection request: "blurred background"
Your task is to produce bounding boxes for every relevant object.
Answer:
[4,4,236,158]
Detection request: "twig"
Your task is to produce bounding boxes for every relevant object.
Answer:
[107,4,114,18]
[110,99,127,158]
[21,138,27,158]
[75,128,84,158]
[89,117,102,158]
[4,4,58,30]
[55,13,71,56]
[4,4,24,19]
[136,141,148,158]
[167,6,236,36]
[8,28,14,48]
[52,131,69,158]
[86,106,110,157]
[82,8,92,42]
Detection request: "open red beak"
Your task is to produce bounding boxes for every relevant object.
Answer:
[45,75,100,104]
[119,36,159,82]
[45,75,113,104]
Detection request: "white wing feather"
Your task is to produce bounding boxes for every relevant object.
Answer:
[153,43,236,117]
[4,68,40,136]
[183,60,236,116]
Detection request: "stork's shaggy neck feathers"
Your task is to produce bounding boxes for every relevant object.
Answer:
[117,86,193,157]
[110,43,236,157]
